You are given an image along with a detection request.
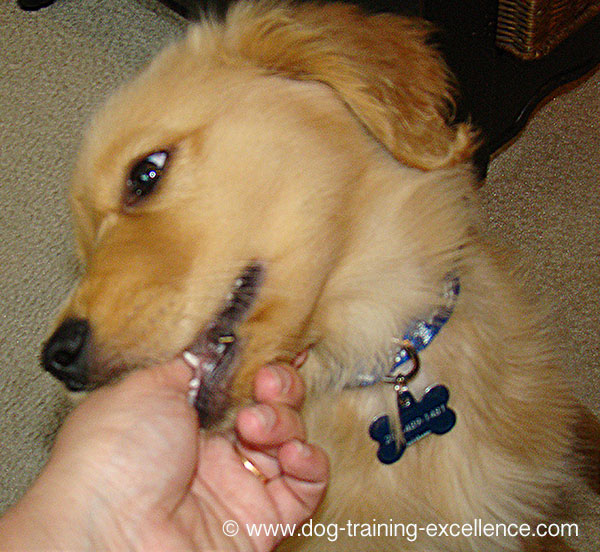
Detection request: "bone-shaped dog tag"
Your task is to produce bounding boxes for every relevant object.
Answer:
[369,384,456,464]
[369,414,406,464]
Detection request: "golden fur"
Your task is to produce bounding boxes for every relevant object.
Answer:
[49,2,598,550]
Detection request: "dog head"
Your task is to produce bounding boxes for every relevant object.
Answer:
[42,1,477,426]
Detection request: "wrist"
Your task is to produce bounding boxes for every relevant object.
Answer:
[0,464,95,551]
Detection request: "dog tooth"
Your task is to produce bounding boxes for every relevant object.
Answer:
[235,278,244,288]
[189,377,201,389]
[203,361,217,372]
[187,386,199,405]
[215,343,226,354]
[182,350,202,370]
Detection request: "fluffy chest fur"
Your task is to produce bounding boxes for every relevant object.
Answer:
[42,2,597,551]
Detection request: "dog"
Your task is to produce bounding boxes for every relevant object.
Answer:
[42,2,600,550]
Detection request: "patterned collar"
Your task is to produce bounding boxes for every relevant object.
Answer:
[349,274,460,387]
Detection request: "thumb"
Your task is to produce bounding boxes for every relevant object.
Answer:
[138,357,193,398]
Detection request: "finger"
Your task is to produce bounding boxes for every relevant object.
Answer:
[253,364,305,408]
[234,442,282,481]
[142,358,194,397]
[235,403,306,452]
[265,441,329,519]
[291,349,309,370]
[278,440,329,485]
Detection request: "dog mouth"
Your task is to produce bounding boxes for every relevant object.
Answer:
[181,261,264,426]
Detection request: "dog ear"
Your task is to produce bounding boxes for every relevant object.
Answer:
[225,1,478,170]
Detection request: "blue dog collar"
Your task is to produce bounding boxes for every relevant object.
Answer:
[366,274,460,463]
[352,274,460,387]
[392,275,460,370]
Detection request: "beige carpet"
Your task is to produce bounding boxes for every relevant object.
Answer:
[0,0,598,549]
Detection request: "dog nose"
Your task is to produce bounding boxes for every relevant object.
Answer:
[42,318,90,391]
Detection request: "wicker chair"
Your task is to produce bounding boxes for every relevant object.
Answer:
[497,0,600,59]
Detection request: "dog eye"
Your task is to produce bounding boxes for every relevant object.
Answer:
[125,151,169,205]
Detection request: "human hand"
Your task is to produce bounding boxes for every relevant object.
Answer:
[0,359,328,551]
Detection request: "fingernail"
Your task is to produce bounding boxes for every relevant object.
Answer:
[290,439,312,458]
[292,350,308,369]
[264,365,292,397]
[274,366,292,396]
[251,404,276,432]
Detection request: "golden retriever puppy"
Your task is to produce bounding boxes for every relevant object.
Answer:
[42,1,599,550]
